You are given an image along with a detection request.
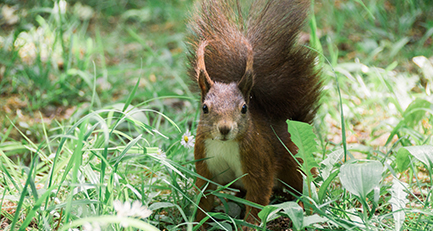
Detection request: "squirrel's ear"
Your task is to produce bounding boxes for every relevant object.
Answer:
[238,70,254,100]
[196,40,213,100]
[238,38,254,100]
[198,69,214,99]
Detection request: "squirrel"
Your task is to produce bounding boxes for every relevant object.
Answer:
[186,0,321,229]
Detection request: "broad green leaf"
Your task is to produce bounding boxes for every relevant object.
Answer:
[258,205,280,223]
[320,148,344,180]
[395,148,411,173]
[259,201,303,231]
[401,99,433,127]
[386,99,433,145]
[286,120,319,174]
[399,145,433,170]
[339,161,383,199]
[303,214,329,227]
[281,202,303,231]
[287,120,319,204]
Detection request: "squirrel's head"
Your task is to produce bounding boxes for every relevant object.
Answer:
[195,40,254,141]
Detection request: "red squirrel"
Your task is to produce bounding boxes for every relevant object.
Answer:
[187,0,321,228]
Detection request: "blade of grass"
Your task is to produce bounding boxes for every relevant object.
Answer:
[9,153,38,231]
[65,119,87,223]
[0,118,16,144]
[113,134,143,167]
[0,150,22,192]
[122,77,141,113]
[19,184,58,230]
[89,61,98,109]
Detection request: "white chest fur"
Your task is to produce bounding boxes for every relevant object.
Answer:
[204,139,244,188]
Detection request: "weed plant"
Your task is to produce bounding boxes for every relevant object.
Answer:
[0,0,432,230]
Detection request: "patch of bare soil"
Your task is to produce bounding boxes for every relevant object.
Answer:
[266,216,294,231]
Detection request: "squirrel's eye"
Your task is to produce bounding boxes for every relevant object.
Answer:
[241,104,248,114]
[202,104,209,114]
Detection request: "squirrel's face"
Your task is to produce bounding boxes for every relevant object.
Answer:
[200,82,250,141]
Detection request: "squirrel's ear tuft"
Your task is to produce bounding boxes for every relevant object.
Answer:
[238,38,254,100]
[198,69,214,99]
[196,40,214,101]
[238,70,254,100]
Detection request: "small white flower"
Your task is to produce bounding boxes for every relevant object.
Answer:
[2,5,19,25]
[130,200,142,213]
[131,200,153,219]
[73,2,94,20]
[113,200,152,221]
[149,148,167,161]
[113,200,131,227]
[113,200,130,217]
[155,148,167,159]
[180,130,195,148]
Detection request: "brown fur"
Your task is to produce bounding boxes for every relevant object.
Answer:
[187,0,321,229]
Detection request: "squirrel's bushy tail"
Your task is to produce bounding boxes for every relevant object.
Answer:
[187,0,321,123]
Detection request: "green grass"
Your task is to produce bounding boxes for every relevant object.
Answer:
[1,0,433,230]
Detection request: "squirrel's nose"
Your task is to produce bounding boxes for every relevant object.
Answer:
[218,125,231,135]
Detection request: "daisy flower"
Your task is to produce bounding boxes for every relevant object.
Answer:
[180,129,195,148]
[156,148,167,159]
[113,200,153,227]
